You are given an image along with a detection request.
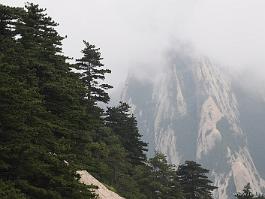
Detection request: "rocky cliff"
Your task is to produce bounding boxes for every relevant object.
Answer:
[121,52,265,198]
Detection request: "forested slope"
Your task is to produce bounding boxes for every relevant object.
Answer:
[0,3,255,199]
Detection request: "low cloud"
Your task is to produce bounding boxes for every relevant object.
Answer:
[3,0,265,89]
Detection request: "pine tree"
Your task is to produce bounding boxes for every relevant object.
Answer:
[105,102,148,165]
[235,183,254,199]
[0,180,27,199]
[0,3,96,198]
[1,3,225,199]
[177,161,217,199]
[75,41,112,105]
[18,3,64,53]
[234,183,265,199]
[145,152,183,199]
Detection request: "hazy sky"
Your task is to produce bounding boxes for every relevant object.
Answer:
[2,0,265,89]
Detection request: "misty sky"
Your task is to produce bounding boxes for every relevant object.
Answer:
[2,0,265,89]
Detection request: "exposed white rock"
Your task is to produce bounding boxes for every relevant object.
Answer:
[212,171,232,199]
[122,54,265,199]
[149,64,187,164]
[153,64,187,124]
[195,57,241,134]
[230,147,265,193]
[126,98,136,115]
[155,128,181,165]
[196,96,223,159]
[195,58,265,197]
[77,170,125,199]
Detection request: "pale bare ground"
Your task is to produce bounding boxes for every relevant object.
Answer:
[77,170,125,199]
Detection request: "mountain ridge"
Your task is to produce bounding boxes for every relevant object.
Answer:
[121,53,265,199]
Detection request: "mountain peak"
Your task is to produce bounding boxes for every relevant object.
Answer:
[122,53,265,198]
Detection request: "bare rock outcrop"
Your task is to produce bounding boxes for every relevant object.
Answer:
[77,170,125,199]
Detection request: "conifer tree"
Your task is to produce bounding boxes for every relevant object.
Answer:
[234,183,265,199]
[18,3,64,53]
[177,161,217,199]
[0,3,225,199]
[0,3,96,198]
[105,102,148,165]
[145,152,183,199]
[76,41,112,105]
[0,181,27,199]
[235,183,255,199]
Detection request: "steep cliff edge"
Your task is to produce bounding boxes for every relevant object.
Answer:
[121,53,265,199]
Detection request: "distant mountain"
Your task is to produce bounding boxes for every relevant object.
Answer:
[121,52,265,199]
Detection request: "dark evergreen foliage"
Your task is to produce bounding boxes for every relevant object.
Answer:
[235,183,255,199]
[0,2,219,199]
[177,161,217,199]
[0,3,96,198]
[105,102,148,165]
[75,41,112,104]
[0,180,27,199]
[235,183,265,199]
[146,152,183,199]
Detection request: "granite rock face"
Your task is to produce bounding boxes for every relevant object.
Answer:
[121,53,265,199]
[78,171,125,199]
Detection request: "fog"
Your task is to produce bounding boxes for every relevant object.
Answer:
[2,0,265,90]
